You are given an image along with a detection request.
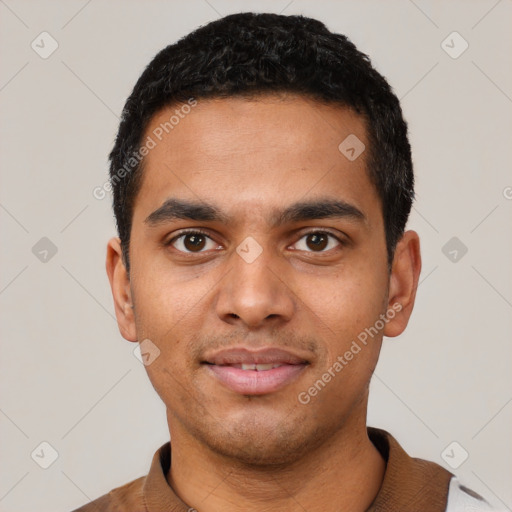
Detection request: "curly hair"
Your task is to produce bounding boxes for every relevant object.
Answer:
[109,12,414,272]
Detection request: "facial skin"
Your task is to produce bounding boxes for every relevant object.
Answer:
[106,94,421,511]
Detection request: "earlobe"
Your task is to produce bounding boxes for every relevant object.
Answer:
[383,230,422,338]
[105,237,138,342]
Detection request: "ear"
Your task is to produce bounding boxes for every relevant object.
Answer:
[106,237,137,342]
[383,230,422,338]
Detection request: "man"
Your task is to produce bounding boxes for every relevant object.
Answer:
[74,12,500,512]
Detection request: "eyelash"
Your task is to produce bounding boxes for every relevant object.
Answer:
[165,228,345,254]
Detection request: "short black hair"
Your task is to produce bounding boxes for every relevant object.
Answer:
[109,12,414,272]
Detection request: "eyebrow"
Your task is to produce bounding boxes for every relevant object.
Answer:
[144,197,366,227]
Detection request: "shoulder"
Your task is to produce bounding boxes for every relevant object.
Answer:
[71,475,146,512]
[446,477,506,512]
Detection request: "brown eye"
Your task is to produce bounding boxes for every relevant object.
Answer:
[170,231,218,253]
[306,233,328,251]
[293,231,341,253]
[183,233,206,251]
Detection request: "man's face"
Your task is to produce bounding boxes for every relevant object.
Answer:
[112,95,407,465]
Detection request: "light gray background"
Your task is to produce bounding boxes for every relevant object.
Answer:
[1,1,511,511]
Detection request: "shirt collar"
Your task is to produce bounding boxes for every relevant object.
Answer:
[366,427,452,511]
[142,427,453,511]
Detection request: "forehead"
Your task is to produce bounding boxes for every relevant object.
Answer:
[133,94,379,226]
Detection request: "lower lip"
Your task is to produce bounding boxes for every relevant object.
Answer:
[205,364,307,395]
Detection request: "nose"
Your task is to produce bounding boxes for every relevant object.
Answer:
[215,242,295,329]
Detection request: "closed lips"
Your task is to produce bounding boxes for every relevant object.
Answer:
[202,347,310,395]
[201,347,310,367]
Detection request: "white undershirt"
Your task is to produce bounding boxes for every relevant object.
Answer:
[445,477,507,512]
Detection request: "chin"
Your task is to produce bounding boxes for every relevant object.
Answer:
[194,414,326,468]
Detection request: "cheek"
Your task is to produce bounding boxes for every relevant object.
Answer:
[299,263,388,344]
[131,260,211,334]
[130,263,221,388]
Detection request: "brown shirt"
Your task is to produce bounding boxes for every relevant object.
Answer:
[72,427,453,512]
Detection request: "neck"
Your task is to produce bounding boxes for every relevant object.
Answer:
[166,402,385,512]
